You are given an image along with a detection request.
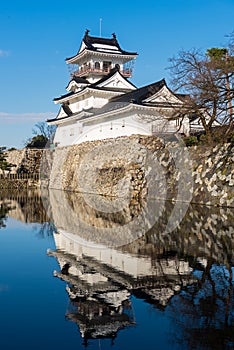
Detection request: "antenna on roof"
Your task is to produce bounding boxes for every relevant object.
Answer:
[100,18,102,37]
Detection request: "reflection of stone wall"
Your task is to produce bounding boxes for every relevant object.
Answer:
[43,135,234,207]
[0,190,49,223]
[48,188,234,265]
[123,203,234,265]
[48,189,148,248]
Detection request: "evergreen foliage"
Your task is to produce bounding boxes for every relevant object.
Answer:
[0,147,16,174]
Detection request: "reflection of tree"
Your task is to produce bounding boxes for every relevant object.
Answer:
[167,262,234,350]
[36,221,55,238]
[0,202,11,228]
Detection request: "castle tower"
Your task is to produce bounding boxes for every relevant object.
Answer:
[48,29,191,147]
[66,30,138,84]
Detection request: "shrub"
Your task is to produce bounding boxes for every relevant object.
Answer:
[184,136,198,146]
[227,131,234,144]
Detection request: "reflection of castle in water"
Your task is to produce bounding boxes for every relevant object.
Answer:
[47,189,234,342]
[48,225,195,340]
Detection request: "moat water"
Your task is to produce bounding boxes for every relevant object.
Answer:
[0,189,234,350]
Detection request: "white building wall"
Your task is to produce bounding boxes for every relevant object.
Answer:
[53,115,150,147]
[69,96,109,114]
[54,230,191,278]
[53,113,190,147]
[77,117,150,144]
[53,122,81,147]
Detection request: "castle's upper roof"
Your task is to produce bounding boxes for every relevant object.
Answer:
[66,30,138,64]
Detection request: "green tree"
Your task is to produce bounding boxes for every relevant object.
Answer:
[0,147,16,175]
[25,121,57,148]
[26,135,48,149]
[32,122,56,144]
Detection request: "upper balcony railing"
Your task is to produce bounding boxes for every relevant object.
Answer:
[72,67,132,78]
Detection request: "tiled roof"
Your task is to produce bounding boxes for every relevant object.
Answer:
[53,86,123,103]
[53,91,74,102]
[78,80,169,118]
[71,76,89,84]
[87,102,130,118]
[110,79,167,104]
[110,79,189,105]
[83,30,137,55]
[65,76,90,90]
[66,30,137,61]
[50,78,189,122]
[54,68,135,102]
[174,93,190,102]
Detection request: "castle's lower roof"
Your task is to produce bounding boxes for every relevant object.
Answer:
[48,78,189,124]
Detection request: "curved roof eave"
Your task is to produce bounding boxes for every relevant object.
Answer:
[53,87,123,104]
[66,49,138,64]
[83,103,170,124]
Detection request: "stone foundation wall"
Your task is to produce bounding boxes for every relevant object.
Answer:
[0,148,44,189]
[5,148,43,174]
[42,135,234,207]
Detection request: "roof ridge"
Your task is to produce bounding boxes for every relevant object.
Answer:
[83,29,119,46]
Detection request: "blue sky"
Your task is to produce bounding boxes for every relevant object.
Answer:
[0,0,234,148]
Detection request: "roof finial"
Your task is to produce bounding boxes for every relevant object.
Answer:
[112,32,117,40]
[85,29,90,38]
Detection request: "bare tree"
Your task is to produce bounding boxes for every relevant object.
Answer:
[206,47,234,135]
[32,122,57,144]
[167,33,234,142]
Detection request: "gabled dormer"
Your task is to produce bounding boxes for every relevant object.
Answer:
[66,76,90,93]
[92,66,137,92]
[66,30,138,84]
[142,84,185,106]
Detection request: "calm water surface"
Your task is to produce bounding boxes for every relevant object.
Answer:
[0,190,234,350]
